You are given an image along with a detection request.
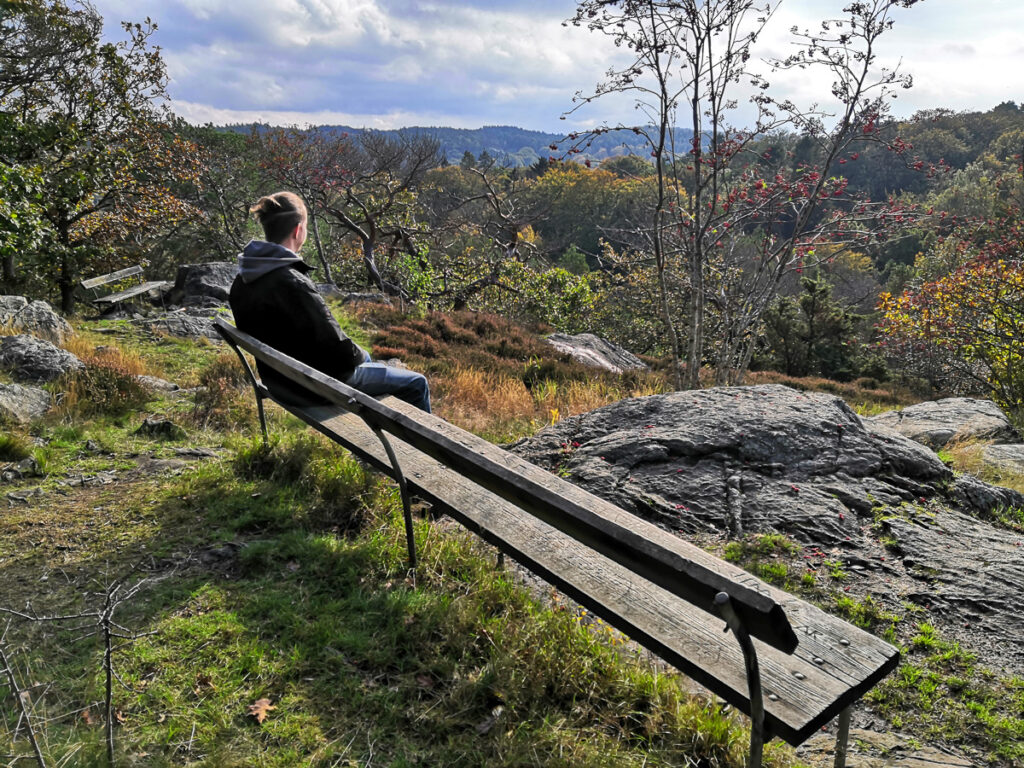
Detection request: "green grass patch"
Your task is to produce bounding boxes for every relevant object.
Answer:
[0,426,796,767]
[868,623,1024,764]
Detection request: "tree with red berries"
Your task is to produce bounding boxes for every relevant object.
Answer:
[567,0,921,387]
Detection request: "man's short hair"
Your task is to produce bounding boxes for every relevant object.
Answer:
[250,191,307,244]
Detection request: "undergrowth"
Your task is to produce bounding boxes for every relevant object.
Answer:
[868,623,1024,764]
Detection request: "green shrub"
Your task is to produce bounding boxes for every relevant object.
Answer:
[56,359,151,418]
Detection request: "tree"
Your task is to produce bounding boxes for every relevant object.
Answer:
[761,275,863,380]
[418,163,549,310]
[567,0,920,388]
[322,131,442,295]
[0,0,200,311]
[249,125,356,283]
[878,258,1024,422]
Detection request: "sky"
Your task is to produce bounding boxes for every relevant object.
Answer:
[90,0,1024,133]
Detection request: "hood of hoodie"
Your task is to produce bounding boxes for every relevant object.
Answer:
[237,240,314,283]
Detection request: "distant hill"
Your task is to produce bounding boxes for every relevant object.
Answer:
[227,123,695,167]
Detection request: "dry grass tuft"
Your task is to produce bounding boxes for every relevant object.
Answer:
[942,438,1024,495]
[63,334,150,377]
[435,367,535,430]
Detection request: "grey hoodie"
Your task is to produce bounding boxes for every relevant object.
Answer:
[237,240,311,283]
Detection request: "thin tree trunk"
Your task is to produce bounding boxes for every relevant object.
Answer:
[362,238,383,291]
[2,253,16,284]
[309,209,333,284]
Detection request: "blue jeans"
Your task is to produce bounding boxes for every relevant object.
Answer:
[346,361,431,413]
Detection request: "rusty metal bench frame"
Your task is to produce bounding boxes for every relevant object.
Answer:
[215,316,899,768]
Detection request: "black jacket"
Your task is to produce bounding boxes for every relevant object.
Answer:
[229,241,366,406]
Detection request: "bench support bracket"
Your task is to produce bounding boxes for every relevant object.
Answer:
[370,425,417,570]
[715,592,765,768]
[223,338,270,445]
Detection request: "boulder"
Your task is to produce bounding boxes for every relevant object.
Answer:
[167,262,236,307]
[0,296,72,344]
[0,383,51,423]
[136,375,180,392]
[979,444,1024,476]
[334,290,392,306]
[546,332,647,374]
[510,384,1024,671]
[866,397,1019,449]
[0,335,83,382]
[138,308,230,339]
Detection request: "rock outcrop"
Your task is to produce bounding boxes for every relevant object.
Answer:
[867,397,1019,449]
[0,296,72,344]
[166,262,236,307]
[0,383,51,423]
[546,332,647,374]
[0,335,83,382]
[980,443,1024,475]
[138,307,229,339]
[511,384,1024,671]
[316,285,392,306]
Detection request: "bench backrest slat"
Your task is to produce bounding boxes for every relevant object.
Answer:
[216,317,799,653]
[80,265,144,290]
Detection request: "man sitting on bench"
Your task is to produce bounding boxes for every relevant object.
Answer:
[229,191,431,412]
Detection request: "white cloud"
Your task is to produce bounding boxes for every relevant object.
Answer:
[93,0,1024,131]
[171,99,490,129]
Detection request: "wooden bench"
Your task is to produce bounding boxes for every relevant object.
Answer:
[80,265,171,312]
[215,316,899,768]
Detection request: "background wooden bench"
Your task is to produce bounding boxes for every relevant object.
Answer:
[216,317,900,768]
[80,265,171,312]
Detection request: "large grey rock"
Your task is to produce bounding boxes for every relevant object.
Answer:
[546,332,647,374]
[0,335,83,382]
[138,308,230,339]
[0,296,72,344]
[167,262,236,307]
[0,383,51,423]
[511,385,949,540]
[866,397,1019,449]
[511,384,1024,671]
[980,443,1024,475]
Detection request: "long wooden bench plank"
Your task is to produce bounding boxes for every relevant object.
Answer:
[289,400,899,745]
[81,265,144,290]
[93,280,171,305]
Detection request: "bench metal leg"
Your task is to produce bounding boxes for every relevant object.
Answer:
[220,335,270,446]
[370,425,417,570]
[834,706,852,768]
[255,395,269,446]
[714,592,765,768]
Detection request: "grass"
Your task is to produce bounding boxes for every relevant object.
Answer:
[0,430,794,767]
[4,303,1018,766]
[868,623,1024,764]
[935,439,1024,533]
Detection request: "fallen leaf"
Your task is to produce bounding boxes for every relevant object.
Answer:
[248,698,276,724]
[157,713,167,723]
[115,710,127,724]
[416,674,433,689]
[81,708,95,726]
